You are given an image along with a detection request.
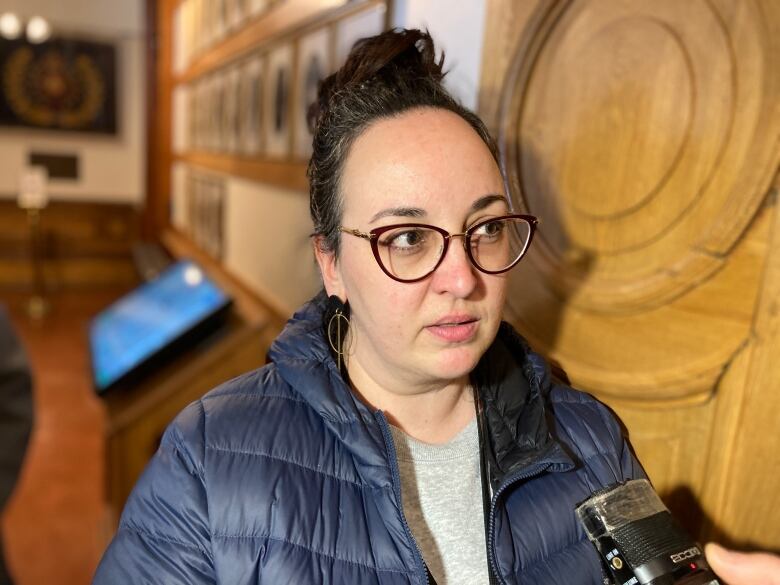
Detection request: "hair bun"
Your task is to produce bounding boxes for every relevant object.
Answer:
[308,28,445,133]
[307,27,497,256]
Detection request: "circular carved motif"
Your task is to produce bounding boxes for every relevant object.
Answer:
[553,18,692,224]
[498,0,774,313]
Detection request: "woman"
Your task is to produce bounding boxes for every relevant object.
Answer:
[94,29,712,584]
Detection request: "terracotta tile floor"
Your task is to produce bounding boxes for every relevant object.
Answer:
[1,289,130,585]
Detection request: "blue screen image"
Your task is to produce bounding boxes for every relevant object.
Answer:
[90,260,231,392]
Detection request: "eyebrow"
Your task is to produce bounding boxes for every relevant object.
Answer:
[369,193,509,224]
[369,206,425,223]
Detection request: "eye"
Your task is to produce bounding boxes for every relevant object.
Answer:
[472,219,505,239]
[376,227,435,256]
[382,228,426,249]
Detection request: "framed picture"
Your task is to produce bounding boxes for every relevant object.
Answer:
[186,172,199,239]
[208,176,226,260]
[171,164,189,231]
[226,0,244,31]
[223,65,241,153]
[214,0,228,43]
[208,72,224,151]
[191,78,200,150]
[193,78,206,150]
[0,37,117,134]
[264,43,293,158]
[240,55,264,155]
[293,27,331,159]
[198,0,211,50]
[172,85,189,153]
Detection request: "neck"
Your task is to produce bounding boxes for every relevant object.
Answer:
[345,355,476,445]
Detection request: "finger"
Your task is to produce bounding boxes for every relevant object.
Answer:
[705,542,780,585]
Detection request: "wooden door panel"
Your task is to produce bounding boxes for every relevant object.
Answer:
[480,0,780,546]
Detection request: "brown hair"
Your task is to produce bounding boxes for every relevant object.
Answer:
[307,28,499,255]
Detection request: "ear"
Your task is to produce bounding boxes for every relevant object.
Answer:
[313,236,346,300]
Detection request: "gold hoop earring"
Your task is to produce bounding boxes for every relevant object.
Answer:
[327,309,350,372]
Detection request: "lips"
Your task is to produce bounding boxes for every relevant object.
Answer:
[426,314,479,343]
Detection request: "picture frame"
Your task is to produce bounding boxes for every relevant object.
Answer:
[223,65,241,153]
[0,36,118,134]
[240,55,264,155]
[264,43,294,158]
[293,27,331,159]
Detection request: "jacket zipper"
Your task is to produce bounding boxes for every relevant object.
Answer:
[378,409,559,585]
[376,412,430,585]
[486,460,554,585]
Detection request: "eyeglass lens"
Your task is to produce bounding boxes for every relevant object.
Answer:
[375,217,532,281]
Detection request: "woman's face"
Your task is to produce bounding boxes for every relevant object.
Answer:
[317,107,509,393]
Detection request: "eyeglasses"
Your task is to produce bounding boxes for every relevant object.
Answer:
[339,214,538,283]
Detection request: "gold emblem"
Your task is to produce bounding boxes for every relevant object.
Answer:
[3,45,105,130]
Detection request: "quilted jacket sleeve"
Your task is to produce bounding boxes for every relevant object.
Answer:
[93,401,215,584]
[596,398,646,484]
[550,384,647,488]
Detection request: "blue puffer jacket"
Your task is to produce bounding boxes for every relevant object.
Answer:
[94,293,644,584]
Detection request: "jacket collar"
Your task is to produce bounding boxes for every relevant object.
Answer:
[471,322,575,488]
[268,292,574,487]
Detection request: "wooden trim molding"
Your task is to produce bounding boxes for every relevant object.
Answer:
[145,0,174,238]
[176,0,383,85]
[175,152,308,192]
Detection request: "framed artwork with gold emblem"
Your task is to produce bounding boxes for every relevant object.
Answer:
[0,37,117,134]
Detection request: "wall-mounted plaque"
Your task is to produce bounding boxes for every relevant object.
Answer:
[0,37,117,134]
[29,152,79,180]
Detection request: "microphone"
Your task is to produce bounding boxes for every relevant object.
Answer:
[575,479,721,585]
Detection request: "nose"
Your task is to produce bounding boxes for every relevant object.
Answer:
[429,234,478,298]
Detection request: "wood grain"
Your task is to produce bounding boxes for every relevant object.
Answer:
[481,0,780,547]
[145,0,175,237]
[175,151,309,191]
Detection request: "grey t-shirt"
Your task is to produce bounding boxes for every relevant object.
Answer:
[390,418,489,585]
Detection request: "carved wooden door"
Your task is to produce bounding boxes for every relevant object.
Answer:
[479,0,780,547]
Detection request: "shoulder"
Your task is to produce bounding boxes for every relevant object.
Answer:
[547,384,626,451]
[545,383,643,484]
[168,362,308,453]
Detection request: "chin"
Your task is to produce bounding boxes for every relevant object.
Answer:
[429,343,485,380]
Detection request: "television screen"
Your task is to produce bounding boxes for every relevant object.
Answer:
[90,259,232,394]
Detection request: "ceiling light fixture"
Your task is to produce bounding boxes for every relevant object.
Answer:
[26,16,52,44]
[0,12,23,40]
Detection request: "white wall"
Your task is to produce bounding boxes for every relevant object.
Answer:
[223,178,321,312]
[171,162,322,313]
[0,0,146,203]
[0,0,142,37]
[392,0,487,111]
